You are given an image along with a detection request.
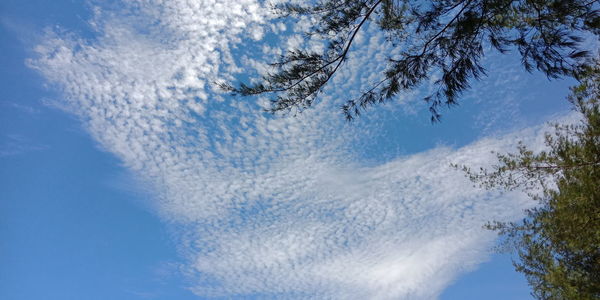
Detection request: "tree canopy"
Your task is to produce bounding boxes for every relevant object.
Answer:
[222,0,599,121]
[459,63,600,299]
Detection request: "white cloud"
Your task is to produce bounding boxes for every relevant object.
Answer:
[29,1,566,298]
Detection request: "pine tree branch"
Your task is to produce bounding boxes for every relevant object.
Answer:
[320,0,384,90]
[418,0,471,57]
[269,0,384,94]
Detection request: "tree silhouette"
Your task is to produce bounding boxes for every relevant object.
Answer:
[223,0,599,121]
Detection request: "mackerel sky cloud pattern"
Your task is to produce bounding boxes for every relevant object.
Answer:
[30,1,553,298]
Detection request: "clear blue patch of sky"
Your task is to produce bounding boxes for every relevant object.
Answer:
[441,253,533,300]
[0,111,197,300]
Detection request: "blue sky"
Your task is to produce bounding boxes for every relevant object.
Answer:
[0,0,580,299]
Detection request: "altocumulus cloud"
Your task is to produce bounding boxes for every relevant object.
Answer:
[30,0,556,298]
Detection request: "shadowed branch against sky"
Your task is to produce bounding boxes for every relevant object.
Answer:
[1,0,583,299]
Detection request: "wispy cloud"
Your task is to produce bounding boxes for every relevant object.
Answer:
[29,1,560,298]
[0,134,48,157]
[1,101,41,115]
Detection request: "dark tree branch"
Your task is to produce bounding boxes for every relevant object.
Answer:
[226,0,598,121]
[268,0,384,94]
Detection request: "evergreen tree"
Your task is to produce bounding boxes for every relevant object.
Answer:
[459,63,600,299]
[223,0,599,121]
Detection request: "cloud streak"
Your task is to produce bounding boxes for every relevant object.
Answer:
[30,1,559,298]
[0,134,48,157]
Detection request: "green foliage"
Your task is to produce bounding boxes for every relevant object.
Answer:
[460,64,600,299]
[223,0,599,121]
